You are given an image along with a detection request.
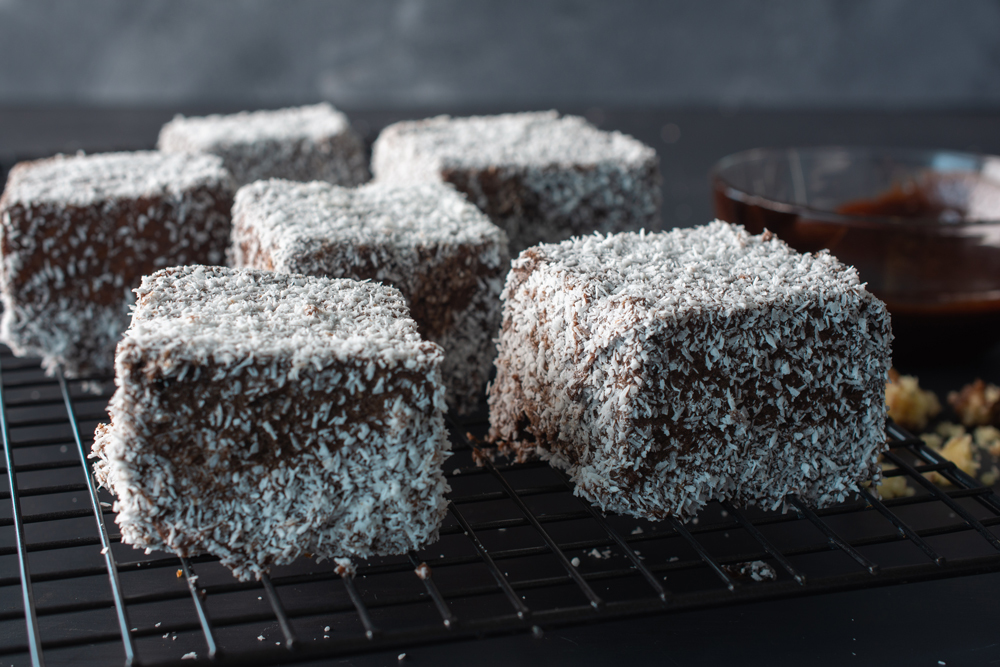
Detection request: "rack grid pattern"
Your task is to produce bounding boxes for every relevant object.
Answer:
[3,346,1000,667]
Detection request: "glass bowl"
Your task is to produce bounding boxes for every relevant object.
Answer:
[712,146,1000,363]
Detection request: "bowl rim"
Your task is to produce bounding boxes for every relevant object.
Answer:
[711,145,1000,228]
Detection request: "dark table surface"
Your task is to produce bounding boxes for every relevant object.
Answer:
[2,105,1000,667]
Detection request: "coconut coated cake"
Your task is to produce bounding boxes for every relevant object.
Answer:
[92,266,450,580]
[158,103,369,187]
[487,222,892,520]
[371,111,661,254]
[0,151,235,376]
[230,179,510,415]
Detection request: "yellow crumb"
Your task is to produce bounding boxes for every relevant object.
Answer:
[876,463,915,499]
[935,421,966,440]
[948,379,1000,427]
[885,370,941,431]
[973,425,1000,456]
[176,569,183,578]
[926,433,979,486]
[919,433,944,450]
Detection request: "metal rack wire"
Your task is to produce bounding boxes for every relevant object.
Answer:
[3,345,1000,667]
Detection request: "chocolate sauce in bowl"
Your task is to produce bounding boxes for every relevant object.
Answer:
[714,169,1000,362]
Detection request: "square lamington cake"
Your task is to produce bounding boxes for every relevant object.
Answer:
[158,103,369,187]
[0,151,235,376]
[487,222,892,520]
[92,266,450,580]
[231,179,510,415]
[371,111,661,254]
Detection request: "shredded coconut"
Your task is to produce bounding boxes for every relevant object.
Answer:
[91,266,451,581]
[487,221,892,520]
[158,103,369,187]
[372,111,660,253]
[230,179,509,414]
[0,151,234,376]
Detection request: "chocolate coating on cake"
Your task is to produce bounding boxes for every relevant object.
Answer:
[487,221,892,520]
[92,266,450,581]
[158,103,370,187]
[0,151,235,376]
[371,111,661,254]
[230,179,509,414]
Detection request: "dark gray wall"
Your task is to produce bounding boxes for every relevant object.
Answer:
[1,0,999,109]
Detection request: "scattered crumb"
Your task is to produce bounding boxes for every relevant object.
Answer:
[587,548,612,559]
[80,380,105,396]
[181,652,196,660]
[886,371,941,429]
[172,636,177,641]
[176,569,183,578]
[886,369,941,430]
[927,433,979,486]
[724,560,777,582]
[414,562,432,580]
[875,463,914,499]
[398,653,406,661]
[100,547,108,555]
[324,635,329,639]
[257,635,264,641]
[570,557,581,567]
[936,422,966,439]
[324,626,330,632]
[720,509,729,517]
[452,468,461,475]
[974,425,1000,456]
[162,633,169,639]
[630,526,643,535]
[920,432,944,450]
[334,557,356,577]
[668,556,679,562]
[949,379,1000,427]
[130,628,137,632]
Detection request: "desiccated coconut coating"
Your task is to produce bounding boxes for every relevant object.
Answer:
[371,111,661,254]
[158,103,370,188]
[230,179,509,415]
[92,266,450,581]
[487,221,892,520]
[0,151,235,376]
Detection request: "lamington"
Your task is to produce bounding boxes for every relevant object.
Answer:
[371,111,661,254]
[92,266,450,581]
[230,179,509,414]
[487,222,892,520]
[158,103,370,187]
[0,151,235,376]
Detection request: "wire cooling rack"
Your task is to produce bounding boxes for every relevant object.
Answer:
[3,345,1000,667]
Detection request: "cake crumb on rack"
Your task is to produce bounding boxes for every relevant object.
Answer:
[885,369,941,431]
[948,379,1000,427]
[723,560,776,582]
[873,463,914,499]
